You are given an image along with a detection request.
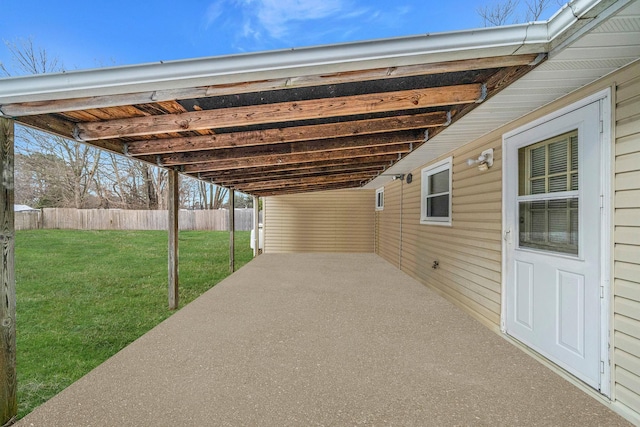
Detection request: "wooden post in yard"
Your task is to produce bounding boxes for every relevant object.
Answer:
[229,189,235,272]
[0,117,17,425]
[253,196,260,257]
[168,169,179,310]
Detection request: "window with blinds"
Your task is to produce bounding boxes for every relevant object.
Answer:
[518,130,579,255]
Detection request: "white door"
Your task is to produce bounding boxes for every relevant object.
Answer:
[504,100,604,390]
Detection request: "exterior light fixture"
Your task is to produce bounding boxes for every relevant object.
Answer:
[392,174,405,181]
[466,148,494,171]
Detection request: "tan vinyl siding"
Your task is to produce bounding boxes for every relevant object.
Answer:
[614,65,640,415]
[375,183,401,268]
[397,138,504,327]
[376,58,640,419]
[263,189,374,253]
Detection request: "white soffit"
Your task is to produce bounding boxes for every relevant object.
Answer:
[365,0,640,189]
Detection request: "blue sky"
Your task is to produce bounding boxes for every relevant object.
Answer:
[0,0,560,73]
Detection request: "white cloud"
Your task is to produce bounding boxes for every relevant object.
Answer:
[367,5,412,28]
[204,1,226,29]
[253,0,348,39]
[242,20,261,40]
[204,0,351,40]
[201,0,411,50]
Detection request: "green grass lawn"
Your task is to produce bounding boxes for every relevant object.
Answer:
[15,229,253,419]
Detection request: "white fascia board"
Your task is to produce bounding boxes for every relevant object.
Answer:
[545,0,617,37]
[0,24,548,105]
[0,0,620,109]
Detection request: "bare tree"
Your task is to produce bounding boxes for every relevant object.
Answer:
[234,193,252,209]
[212,186,228,209]
[524,0,555,21]
[15,152,68,207]
[478,0,557,26]
[4,39,101,208]
[478,0,520,26]
[143,165,167,209]
[182,181,228,210]
[1,37,62,76]
[92,154,170,210]
[60,138,102,209]
[15,127,102,208]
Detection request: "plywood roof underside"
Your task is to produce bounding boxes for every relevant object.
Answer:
[5,55,542,197]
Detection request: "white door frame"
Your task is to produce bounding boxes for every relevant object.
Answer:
[500,88,612,397]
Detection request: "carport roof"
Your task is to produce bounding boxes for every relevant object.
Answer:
[0,0,634,196]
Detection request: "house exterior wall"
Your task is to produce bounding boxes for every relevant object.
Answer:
[380,139,504,327]
[375,59,640,420]
[263,189,374,253]
[613,62,640,418]
[374,184,401,268]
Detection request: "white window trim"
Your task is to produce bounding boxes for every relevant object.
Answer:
[420,156,452,226]
[375,187,384,211]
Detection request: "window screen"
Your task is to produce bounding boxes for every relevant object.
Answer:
[518,131,579,255]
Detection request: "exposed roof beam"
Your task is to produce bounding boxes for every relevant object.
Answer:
[237,175,378,194]
[183,144,411,173]
[212,164,385,186]
[159,130,422,166]
[16,115,126,155]
[125,112,448,156]
[0,55,538,116]
[74,84,484,141]
[198,156,398,179]
[249,180,367,197]
[237,171,379,189]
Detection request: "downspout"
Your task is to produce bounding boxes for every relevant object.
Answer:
[399,177,404,270]
[374,211,378,255]
[253,195,260,257]
[229,188,235,272]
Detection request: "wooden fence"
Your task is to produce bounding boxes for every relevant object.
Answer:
[15,208,260,231]
[15,211,42,230]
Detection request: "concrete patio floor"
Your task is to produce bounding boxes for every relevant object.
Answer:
[16,253,629,426]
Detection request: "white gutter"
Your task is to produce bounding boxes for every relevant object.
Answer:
[548,0,635,55]
[0,25,549,106]
[0,0,626,109]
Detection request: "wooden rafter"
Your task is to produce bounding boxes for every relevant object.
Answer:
[159,130,423,166]
[237,170,378,190]
[74,84,484,140]
[124,111,448,156]
[211,164,385,186]
[183,143,411,173]
[218,168,383,188]
[252,180,366,196]
[198,156,398,179]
